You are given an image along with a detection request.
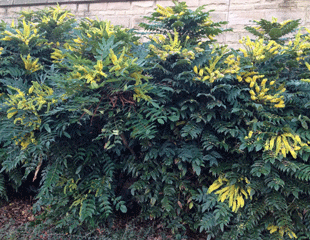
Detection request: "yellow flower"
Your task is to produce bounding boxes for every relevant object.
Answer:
[21,54,42,73]
[209,176,252,212]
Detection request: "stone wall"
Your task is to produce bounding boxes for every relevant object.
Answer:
[0,0,309,47]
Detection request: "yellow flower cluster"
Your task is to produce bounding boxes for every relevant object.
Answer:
[4,83,56,149]
[267,224,297,239]
[71,60,108,89]
[6,83,55,119]
[149,29,182,61]
[239,37,282,62]
[13,132,36,150]
[39,5,73,25]
[287,29,310,61]
[208,175,252,212]
[1,19,38,46]
[109,48,129,72]
[224,54,241,74]
[155,4,174,19]
[193,46,239,83]
[51,48,66,64]
[155,4,187,20]
[264,132,308,159]
[84,21,115,39]
[21,54,42,73]
[244,74,285,108]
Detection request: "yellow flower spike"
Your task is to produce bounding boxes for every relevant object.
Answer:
[237,75,242,82]
[275,136,282,155]
[249,81,255,88]
[207,35,214,40]
[199,69,203,77]
[237,195,245,208]
[248,131,253,138]
[245,77,252,83]
[281,146,287,157]
[209,176,252,212]
[274,103,285,108]
[269,136,276,150]
[255,85,260,93]
[208,181,223,194]
[109,49,118,64]
[271,17,278,23]
[240,188,248,199]
[215,186,230,195]
[239,48,248,57]
[57,12,68,25]
[219,189,230,202]
[267,225,278,234]
[249,90,255,96]
[193,66,198,74]
[261,78,268,86]
[231,201,237,212]
[294,146,301,151]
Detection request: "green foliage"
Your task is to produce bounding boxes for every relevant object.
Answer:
[245,17,300,44]
[1,2,310,240]
[140,0,231,46]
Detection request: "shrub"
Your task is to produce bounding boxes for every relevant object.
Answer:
[0,5,146,233]
[1,2,310,240]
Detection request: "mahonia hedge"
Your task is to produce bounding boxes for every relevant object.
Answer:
[1,2,310,239]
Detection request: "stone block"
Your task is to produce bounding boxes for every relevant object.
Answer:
[126,9,145,15]
[99,10,116,15]
[6,6,22,13]
[132,1,155,8]
[200,0,228,4]
[215,34,226,43]
[89,2,107,12]
[132,16,147,28]
[229,4,254,11]
[263,10,304,22]
[105,15,131,28]
[156,1,174,8]
[231,0,260,3]
[0,6,6,13]
[203,4,229,12]
[58,4,77,12]
[47,0,74,3]
[306,6,310,23]
[254,3,279,9]
[209,12,227,22]
[107,2,131,10]
[14,0,48,5]
[224,32,241,43]
[184,0,199,7]
[0,0,13,6]
[279,2,297,9]
[32,5,54,11]
[228,43,242,50]
[77,3,89,12]
[228,11,265,25]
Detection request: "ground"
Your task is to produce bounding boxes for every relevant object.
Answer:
[0,196,208,239]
